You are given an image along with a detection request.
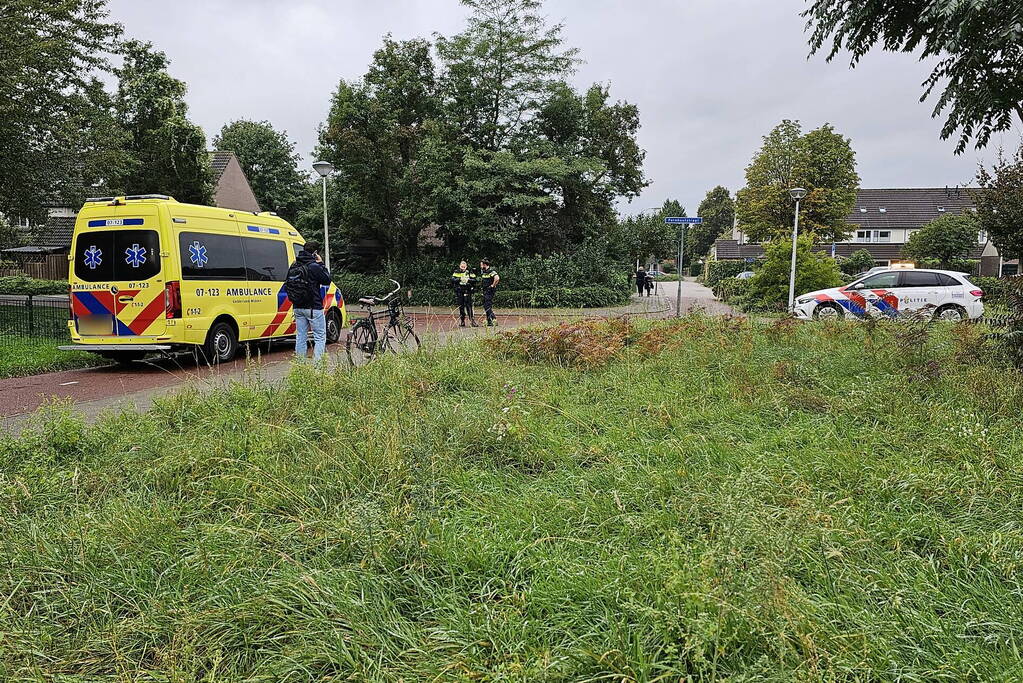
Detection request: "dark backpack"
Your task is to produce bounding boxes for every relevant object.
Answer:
[284,262,315,308]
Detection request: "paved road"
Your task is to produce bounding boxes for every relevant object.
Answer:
[0,285,725,433]
[640,278,737,316]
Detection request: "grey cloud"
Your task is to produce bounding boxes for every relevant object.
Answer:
[110,0,1019,214]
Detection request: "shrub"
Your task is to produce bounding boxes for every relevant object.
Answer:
[840,248,875,275]
[333,273,629,309]
[0,275,66,296]
[745,236,842,309]
[487,317,637,368]
[705,259,751,287]
[971,276,1010,307]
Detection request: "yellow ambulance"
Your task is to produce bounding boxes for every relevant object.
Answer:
[63,195,347,364]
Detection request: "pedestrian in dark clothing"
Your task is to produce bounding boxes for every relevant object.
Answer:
[285,240,332,360]
[451,260,479,327]
[635,267,647,295]
[645,272,654,296]
[479,258,500,326]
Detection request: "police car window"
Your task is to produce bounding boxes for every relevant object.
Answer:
[937,273,961,286]
[242,237,288,281]
[857,272,899,288]
[899,271,940,287]
[74,229,160,282]
[179,232,245,280]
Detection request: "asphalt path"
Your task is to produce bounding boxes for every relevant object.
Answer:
[0,283,723,433]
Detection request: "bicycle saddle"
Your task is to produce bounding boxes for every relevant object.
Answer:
[358,297,377,305]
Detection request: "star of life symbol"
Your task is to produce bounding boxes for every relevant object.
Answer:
[83,245,103,269]
[189,240,208,268]
[124,243,147,268]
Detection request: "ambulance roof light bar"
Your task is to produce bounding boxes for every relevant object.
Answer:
[84,194,174,204]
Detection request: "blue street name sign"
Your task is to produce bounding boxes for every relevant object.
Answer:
[664,216,702,224]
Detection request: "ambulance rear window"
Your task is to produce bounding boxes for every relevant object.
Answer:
[73,229,161,282]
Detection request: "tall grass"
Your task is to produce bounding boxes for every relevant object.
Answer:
[2,316,1023,680]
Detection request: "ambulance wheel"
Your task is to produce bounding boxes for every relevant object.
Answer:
[326,310,342,344]
[200,321,238,365]
[813,302,844,320]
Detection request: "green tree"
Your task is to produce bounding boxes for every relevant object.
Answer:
[736,120,859,243]
[214,120,307,221]
[841,248,875,275]
[691,186,734,263]
[318,37,447,264]
[747,235,842,309]
[115,41,214,205]
[0,0,122,219]
[976,145,1023,261]
[436,0,579,152]
[902,212,980,267]
[804,0,1023,154]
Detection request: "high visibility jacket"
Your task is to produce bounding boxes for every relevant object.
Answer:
[479,269,498,288]
[451,269,476,292]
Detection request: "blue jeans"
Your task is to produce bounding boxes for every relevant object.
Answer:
[294,308,326,361]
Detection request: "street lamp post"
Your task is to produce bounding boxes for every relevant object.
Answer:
[312,161,334,271]
[787,187,807,313]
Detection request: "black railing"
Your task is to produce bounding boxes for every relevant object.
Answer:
[0,295,70,344]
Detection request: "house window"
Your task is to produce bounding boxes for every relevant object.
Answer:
[876,231,891,243]
[978,230,988,244]
[856,230,891,243]
[1003,263,1020,277]
[856,230,871,243]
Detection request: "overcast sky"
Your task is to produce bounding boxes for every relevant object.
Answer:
[109,0,1021,215]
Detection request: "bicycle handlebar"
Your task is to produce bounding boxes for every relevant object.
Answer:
[369,279,402,304]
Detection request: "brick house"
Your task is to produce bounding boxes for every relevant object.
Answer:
[713,187,1018,277]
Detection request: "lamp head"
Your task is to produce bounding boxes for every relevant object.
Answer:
[789,187,807,200]
[312,161,334,177]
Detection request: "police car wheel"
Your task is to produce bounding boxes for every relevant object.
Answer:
[202,321,237,364]
[934,305,965,321]
[326,310,342,344]
[813,302,843,320]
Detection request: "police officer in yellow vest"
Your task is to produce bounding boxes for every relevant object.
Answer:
[451,260,479,327]
[479,258,500,326]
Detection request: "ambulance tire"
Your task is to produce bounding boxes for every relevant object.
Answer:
[326,310,342,344]
[199,320,238,365]
[813,302,844,320]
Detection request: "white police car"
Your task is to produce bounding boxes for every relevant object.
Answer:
[793,268,984,321]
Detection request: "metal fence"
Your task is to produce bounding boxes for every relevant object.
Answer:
[0,295,70,344]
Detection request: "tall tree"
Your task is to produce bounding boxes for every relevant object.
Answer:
[902,212,980,267]
[318,37,447,263]
[115,40,214,205]
[976,146,1023,261]
[736,120,859,243]
[691,186,734,262]
[0,0,122,219]
[532,83,646,251]
[214,120,307,221]
[804,0,1023,154]
[436,0,579,152]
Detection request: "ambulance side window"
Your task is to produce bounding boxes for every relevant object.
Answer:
[179,232,245,280]
[292,243,303,261]
[242,237,288,281]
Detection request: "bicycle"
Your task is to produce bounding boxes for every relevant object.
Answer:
[346,279,421,364]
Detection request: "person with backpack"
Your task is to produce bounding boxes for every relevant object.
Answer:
[479,258,500,326]
[285,240,332,361]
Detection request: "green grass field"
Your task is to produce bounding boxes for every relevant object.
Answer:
[3,316,1023,679]
[0,337,104,378]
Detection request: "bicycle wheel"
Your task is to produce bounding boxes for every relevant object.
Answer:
[384,321,421,354]
[346,321,379,365]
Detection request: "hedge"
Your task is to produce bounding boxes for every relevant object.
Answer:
[334,273,629,308]
[971,276,1011,308]
[705,260,754,288]
[0,275,66,296]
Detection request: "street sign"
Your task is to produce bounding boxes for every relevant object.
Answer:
[664,217,702,224]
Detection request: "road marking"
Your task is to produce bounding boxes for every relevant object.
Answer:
[59,381,79,386]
